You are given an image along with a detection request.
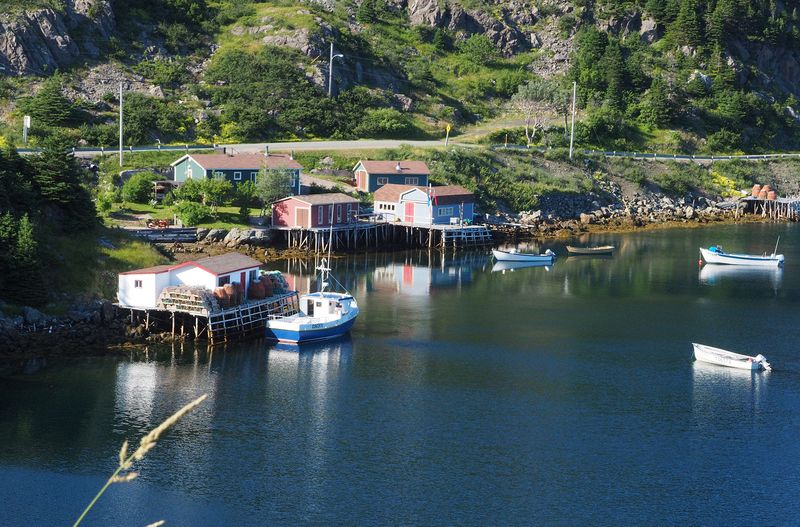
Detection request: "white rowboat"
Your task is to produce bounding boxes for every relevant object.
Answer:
[492,248,555,263]
[566,245,615,255]
[692,343,771,371]
[699,246,784,267]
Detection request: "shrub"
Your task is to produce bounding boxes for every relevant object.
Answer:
[458,34,499,65]
[174,201,212,226]
[354,108,415,138]
[122,172,161,203]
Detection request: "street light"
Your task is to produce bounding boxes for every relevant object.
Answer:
[328,42,343,98]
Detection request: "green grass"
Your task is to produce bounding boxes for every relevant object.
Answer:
[106,203,252,229]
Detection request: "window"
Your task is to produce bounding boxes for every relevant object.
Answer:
[134,280,143,288]
[318,206,324,224]
[250,171,258,181]
[234,171,242,181]
[438,207,454,217]
[213,171,224,178]
[336,204,342,222]
[347,203,352,220]
[249,270,258,281]
[405,177,418,185]
[218,276,230,287]
[377,177,389,185]
[187,167,193,180]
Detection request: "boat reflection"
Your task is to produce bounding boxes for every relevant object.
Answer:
[268,335,353,365]
[491,261,552,273]
[691,359,768,419]
[699,264,783,288]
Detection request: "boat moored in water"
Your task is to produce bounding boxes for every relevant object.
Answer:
[265,288,358,344]
[692,342,771,371]
[566,245,615,255]
[699,246,784,267]
[492,248,556,263]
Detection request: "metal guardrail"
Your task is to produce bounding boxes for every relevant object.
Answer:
[17,144,216,155]
[490,144,800,162]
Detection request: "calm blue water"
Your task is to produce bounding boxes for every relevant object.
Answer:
[1,222,800,526]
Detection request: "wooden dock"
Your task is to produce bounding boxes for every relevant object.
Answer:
[738,197,800,221]
[117,292,299,344]
[128,227,198,243]
[272,222,388,252]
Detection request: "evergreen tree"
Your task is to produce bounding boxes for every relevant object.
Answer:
[640,76,671,127]
[603,40,625,111]
[19,74,74,128]
[356,0,377,24]
[645,0,667,23]
[674,0,704,47]
[432,28,448,51]
[4,214,47,307]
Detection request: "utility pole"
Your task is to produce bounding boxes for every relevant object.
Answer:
[119,82,124,167]
[569,81,577,160]
[328,42,343,98]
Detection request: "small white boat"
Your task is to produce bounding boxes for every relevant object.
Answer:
[566,245,615,255]
[492,248,555,263]
[692,343,771,371]
[699,246,784,267]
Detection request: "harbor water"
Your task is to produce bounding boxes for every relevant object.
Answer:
[1,222,799,525]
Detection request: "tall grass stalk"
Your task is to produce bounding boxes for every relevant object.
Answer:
[72,394,208,527]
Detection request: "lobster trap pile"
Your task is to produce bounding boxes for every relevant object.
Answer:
[157,286,220,315]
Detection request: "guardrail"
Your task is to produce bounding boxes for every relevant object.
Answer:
[490,144,800,162]
[17,144,216,155]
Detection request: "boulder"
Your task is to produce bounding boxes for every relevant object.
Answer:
[205,228,228,242]
[684,206,696,219]
[579,213,594,225]
[22,306,45,325]
[195,228,210,241]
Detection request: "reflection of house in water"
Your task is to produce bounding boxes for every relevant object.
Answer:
[371,253,489,296]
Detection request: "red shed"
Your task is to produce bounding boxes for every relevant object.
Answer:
[272,193,360,229]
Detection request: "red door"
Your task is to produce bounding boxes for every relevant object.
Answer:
[404,202,414,222]
[240,272,246,289]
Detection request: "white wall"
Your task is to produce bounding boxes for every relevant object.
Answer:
[118,274,161,309]
[171,265,216,290]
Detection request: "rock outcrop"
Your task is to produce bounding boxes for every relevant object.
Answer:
[0,1,115,75]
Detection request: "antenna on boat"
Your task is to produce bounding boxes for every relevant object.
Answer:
[773,235,780,257]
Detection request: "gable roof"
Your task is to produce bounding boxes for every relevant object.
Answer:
[355,160,430,175]
[276,193,359,206]
[120,253,262,276]
[171,153,302,171]
[374,184,474,204]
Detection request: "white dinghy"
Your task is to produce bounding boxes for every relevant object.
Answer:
[692,343,771,371]
[492,248,556,263]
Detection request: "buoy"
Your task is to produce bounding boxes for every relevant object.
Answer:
[698,258,703,266]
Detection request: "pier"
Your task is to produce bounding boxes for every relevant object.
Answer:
[737,197,800,221]
[272,220,492,252]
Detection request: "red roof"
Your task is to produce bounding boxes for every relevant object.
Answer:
[356,160,430,175]
[374,184,474,204]
[174,153,302,170]
[120,253,262,276]
[274,193,359,206]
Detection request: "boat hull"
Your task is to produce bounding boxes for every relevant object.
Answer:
[692,343,767,371]
[492,249,555,263]
[266,314,357,344]
[566,245,615,255]
[699,247,784,267]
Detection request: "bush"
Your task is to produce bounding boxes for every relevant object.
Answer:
[122,172,161,203]
[174,178,204,202]
[458,34,499,65]
[353,108,415,138]
[174,201,212,226]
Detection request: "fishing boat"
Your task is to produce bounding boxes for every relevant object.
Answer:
[699,245,784,267]
[265,259,359,344]
[566,245,615,255]
[692,343,771,371]
[492,248,556,263]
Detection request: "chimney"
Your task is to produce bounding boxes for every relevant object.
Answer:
[395,162,402,172]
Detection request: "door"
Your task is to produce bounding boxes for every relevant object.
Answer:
[404,202,414,222]
[307,299,315,316]
[296,208,309,228]
[240,272,246,289]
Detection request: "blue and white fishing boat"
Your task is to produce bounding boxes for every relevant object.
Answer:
[265,259,359,344]
[699,245,784,267]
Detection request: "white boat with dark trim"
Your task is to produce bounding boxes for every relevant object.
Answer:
[492,248,556,263]
[566,245,615,255]
[699,245,784,267]
[265,260,358,344]
[692,343,771,371]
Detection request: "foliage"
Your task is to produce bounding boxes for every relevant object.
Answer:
[510,78,558,144]
[256,169,293,209]
[121,171,161,203]
[458,34,499,66]
[201,177,232,209]
[18,74,75,128]
[174,201,212,226]
[173,177,204,202]
[353,109,415,138]
[122,93,190,145]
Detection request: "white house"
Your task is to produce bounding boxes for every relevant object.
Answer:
[373,184,475,225]
[118,253,262,309]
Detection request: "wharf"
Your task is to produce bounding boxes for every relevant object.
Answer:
[271,220,492,252]
[737,197,800,221]
[117,292,299,344]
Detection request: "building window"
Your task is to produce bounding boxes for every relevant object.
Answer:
[234,171,242,181]
[405,177,418,185]
[251,171,258,181]
[318,206,324,224]
[218,275,230,286]
[336,204,342,222]
[377,177,389,185]
[134,280,143,288]
[187,167,193,179]
[438,207,454,217]
[213,171,224,178]
[347,203,352,220]
[249,270,258,281]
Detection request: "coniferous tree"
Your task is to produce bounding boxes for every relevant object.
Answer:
[640,76,671,127]
[675,0,704,47]
[19,74,74,128]
[603,40,625,111]
[356,0,377,24]
[4,214,47,307]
